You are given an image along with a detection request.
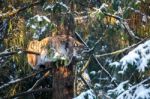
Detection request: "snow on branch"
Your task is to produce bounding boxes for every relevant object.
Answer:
[108,80,129,96]
[110,38,150,73]
[116,77,150,99]
[26,15,54,39]
[74,89,96,99]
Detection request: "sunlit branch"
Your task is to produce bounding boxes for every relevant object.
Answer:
[28,71,50,91]
[79,57,91,75]
[96,37,149,58]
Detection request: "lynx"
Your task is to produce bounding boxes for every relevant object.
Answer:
[27,35,91,95]
[27,35,83,70]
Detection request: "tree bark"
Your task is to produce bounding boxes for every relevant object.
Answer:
[52,66,74,99]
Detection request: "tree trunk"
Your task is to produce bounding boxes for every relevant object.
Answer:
[52,66,74,99]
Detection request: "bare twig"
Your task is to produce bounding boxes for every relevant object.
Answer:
[90,7,142,41]
[28,71,50,91]
[0,74,35,90]
[81,37,102,54]
[127,7,145,16]
[3,88,52,99]
[0,67,52,90]
[122,21,142,40]
[104,12,142,40]
[93,56,118,87]
[75,32,118,87]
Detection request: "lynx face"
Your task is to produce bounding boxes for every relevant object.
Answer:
[27,35,83,70]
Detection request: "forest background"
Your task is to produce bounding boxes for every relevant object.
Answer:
[0,0,150,99]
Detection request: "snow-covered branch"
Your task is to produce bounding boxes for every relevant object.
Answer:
[110,38,150,73]
[117,77,150,99]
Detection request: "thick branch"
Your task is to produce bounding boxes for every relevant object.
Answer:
[0,49,40,57]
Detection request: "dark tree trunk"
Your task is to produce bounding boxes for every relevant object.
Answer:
[52,66,74,99]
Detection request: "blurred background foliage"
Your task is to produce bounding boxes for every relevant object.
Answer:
[0,0,150,98]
